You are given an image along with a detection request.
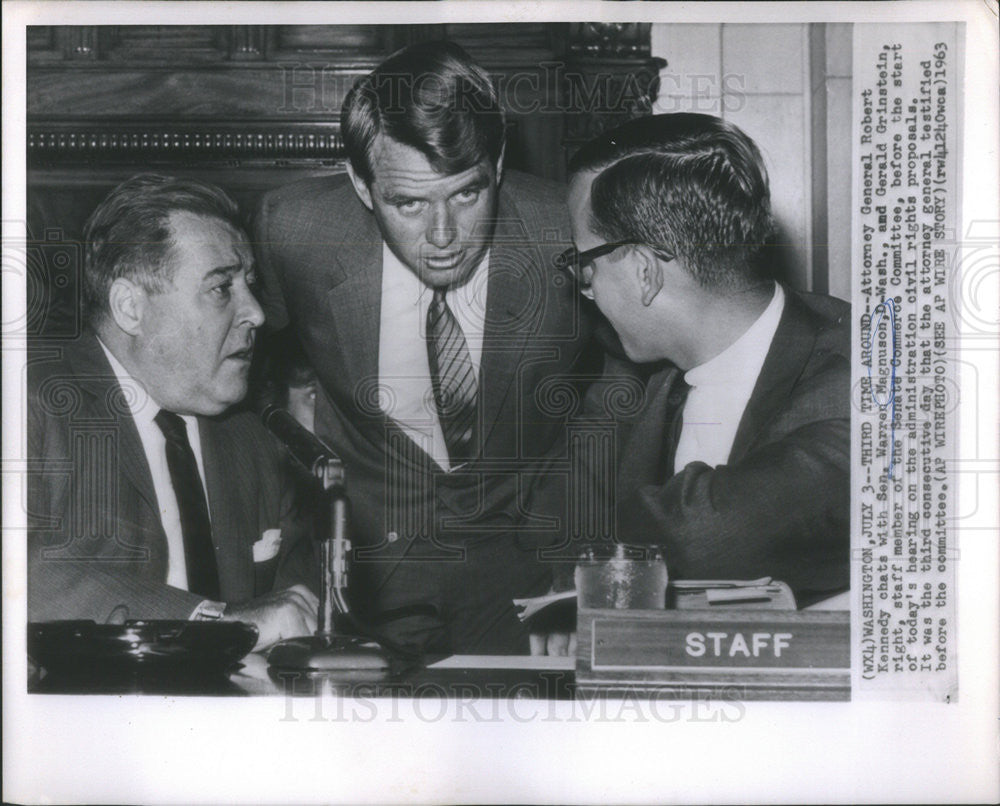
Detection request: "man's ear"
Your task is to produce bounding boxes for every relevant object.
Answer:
[636,247,665,306]
[107,278,146,336]
[345,161,374,211]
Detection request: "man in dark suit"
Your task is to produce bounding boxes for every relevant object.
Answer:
[561,113,849,607]
[28,175,318,650]
[254,42,594,654]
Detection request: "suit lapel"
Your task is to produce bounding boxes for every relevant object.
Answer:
[66,333,160,517]
[730,289,818,461]
[478,192,539,447]
[319,196,383,397]
[617,365,683,491]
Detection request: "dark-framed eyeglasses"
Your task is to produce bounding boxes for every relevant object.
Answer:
[553,241,628,290]
[554,242,674,292]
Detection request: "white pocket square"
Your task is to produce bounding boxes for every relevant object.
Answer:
[253,529,282,563]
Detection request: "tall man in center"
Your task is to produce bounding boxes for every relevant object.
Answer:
[254,42,594,654]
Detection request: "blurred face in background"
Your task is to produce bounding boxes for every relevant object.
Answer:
[286,377,317,433]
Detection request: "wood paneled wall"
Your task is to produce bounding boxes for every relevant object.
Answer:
[28,23,662,178]
[649,22,852,299]
[26,23,663,337]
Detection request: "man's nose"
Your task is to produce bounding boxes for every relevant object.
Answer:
[240,286,266,328]
[426,205,457,249]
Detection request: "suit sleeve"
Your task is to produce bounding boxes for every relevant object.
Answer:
[617,357,850,601]
[252,192,290,331]
[28,552,204,622]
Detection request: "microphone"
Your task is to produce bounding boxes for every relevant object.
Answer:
[260,404,341,481]
[259,406,394,676]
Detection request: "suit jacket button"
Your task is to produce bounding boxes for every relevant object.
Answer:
[386,531,399,544]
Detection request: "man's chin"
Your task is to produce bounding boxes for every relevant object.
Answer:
[416,267,470,289]
[414,252,487,289]
[196,384,250,417]
[621,341,652,364]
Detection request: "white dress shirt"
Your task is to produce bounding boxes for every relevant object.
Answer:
[673,284,786,473]
[378,243,490,471]
[98,339,209,590]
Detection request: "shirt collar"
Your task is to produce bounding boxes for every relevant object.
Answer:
[684,283,785,388]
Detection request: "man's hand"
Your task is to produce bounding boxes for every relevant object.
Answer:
[224,584,318,651]
[530,630,577,657]
[528,570,577,656]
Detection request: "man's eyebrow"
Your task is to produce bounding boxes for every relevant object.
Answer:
[380,186,427,204]
[383,193,423,204]
[452,175,489,195]
[379,169,491,204]
[201,264,245,282]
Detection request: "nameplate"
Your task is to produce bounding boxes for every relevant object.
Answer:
[587,610,848,672]
[576,608,850,700]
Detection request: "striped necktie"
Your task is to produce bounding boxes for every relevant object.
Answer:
[426,288,479,465]
[154,409,220,599]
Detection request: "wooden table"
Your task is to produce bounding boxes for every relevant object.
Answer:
[29,651,577,698]
[29,597,850,699]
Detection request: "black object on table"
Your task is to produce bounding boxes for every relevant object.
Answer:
[28,619,258,695]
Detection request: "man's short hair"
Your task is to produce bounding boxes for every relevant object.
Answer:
[569,113,776,288]
[341,40,505,185]
[82,173,243,324]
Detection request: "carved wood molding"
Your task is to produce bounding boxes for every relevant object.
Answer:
[567,23,654,58]
[26,24,663,175]
[26,119,525,169]
[28,121,344,166]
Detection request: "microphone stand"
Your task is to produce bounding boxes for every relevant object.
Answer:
[266,453,391,682]
[316,456,349,642]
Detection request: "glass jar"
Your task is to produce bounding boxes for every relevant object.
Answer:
[575,544,668,609]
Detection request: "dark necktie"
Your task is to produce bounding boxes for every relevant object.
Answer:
[426,288,479,465]
[154,409,220,599]
[658,374,692,481]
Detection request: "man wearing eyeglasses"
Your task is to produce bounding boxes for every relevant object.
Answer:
[563,113,850,607]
